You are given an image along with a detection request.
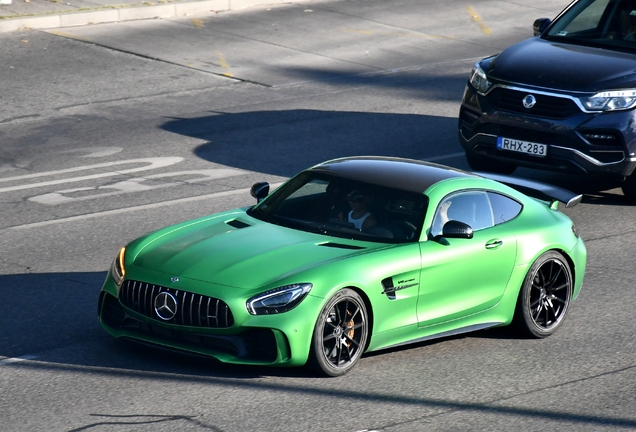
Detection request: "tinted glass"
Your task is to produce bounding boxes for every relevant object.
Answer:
[249,171,428,243]
[488,192,522,225]
[431,191,494,236]
[545,0,636,49]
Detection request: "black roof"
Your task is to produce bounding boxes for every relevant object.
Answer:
[310,156,472,193]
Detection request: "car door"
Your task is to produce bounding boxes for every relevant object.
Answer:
[417,190,518,328]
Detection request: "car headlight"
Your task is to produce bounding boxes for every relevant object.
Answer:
[469,63,492,94]
[246,283,312,315]
[580,90,636,112]
[111,247,126,286]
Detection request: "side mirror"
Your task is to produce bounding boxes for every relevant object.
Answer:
[442,220,474,239]
[533,18,551,36]
[250,182,270,203]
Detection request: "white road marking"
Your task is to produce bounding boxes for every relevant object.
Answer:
[0,355,38,366]
[29,168,245,205]
[60,147,123,158]
[10,183,284,230]
[0,157,183,192]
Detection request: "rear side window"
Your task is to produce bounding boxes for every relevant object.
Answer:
[488,192,522,225]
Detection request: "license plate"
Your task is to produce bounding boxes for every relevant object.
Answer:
[496,137,547,157]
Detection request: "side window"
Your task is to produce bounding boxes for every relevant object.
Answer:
[488,192,522,225]
[431,191,494,236]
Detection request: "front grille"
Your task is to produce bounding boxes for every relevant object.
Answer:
[488,87,581,119]
[120,280,234,328]
[100,292,278,362]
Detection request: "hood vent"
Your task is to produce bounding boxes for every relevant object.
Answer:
[319,242,365,250]
[226,219,251,229]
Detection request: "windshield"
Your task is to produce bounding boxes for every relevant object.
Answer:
[545,0,636,50]
[248,171,428,243]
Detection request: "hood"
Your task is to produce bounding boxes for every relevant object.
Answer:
[131,214,378,288]
[487,37,636,92]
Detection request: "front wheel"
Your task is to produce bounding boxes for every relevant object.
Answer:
[308,289,368,377]
[513,251,573,338]
[621,172,636,201]
[465,152,517,175]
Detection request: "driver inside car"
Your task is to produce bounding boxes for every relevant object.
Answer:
[339,189,378,231]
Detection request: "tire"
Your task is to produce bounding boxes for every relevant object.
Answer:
[308,289,369,377]
[621,172,636,201]
[465,152,517,175]
[513,251,573,338]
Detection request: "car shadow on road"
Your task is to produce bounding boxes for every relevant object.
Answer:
[4,272,636,431]
[161,109,632,205]
[161,109,464,178]
[0,271,315,379]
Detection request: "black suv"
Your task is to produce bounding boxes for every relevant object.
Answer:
[459,0,636,199]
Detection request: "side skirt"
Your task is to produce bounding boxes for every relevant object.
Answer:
[375,322,502,352]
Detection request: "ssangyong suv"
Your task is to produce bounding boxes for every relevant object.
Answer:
[459,0,636,199]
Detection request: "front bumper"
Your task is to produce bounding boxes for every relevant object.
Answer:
[97,272,320,367]
[459,84,636,178]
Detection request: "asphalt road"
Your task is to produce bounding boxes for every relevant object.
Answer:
[2,0,636,431]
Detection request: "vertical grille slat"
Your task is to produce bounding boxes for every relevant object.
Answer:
[189,292,194,326]
[215,300,220,328]
[119,280,233,329]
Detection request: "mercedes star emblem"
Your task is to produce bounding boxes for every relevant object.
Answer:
[154,292,178,321]
[522,94,537,109]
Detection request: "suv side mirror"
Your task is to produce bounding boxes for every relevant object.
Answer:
[250,182,270,203]
[533,18,551,36]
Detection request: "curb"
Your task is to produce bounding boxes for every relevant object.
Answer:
[0,0,298,33]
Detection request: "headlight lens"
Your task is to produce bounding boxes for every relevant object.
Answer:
[111,247,126,286]
[580,90,636,112]
[469,63,492,94]
[246,283,312,315]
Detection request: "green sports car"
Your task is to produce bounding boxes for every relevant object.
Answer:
[98,156,586,376]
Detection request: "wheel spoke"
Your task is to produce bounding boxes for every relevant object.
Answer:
[343,334,360,348]
[323,333,337,342]
[546,263,563,288]
[548,282,568,292]
[348,305,360,322]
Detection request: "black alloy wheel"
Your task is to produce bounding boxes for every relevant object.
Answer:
[514,251,573,338]
[309,289,368,377]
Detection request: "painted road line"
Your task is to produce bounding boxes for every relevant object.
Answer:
[29,168,245,205]
[10,183,285,230]
[0,157,183,193]
[215,50,234,78]
[467,6,492,35]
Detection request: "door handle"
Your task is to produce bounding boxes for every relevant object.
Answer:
[485,239,503,249]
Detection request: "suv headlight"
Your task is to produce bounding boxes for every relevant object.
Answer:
[111,247,126,286]
[469,63,492,94]
[246,283,312,315]
[580,90,636,112]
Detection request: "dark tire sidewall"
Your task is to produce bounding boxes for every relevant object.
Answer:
[309,288,368,377]
[516,251,573,338]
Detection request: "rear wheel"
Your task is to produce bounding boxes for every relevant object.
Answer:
[308,289,368,377]
[513,251,573,338]
[465,152,517,175]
